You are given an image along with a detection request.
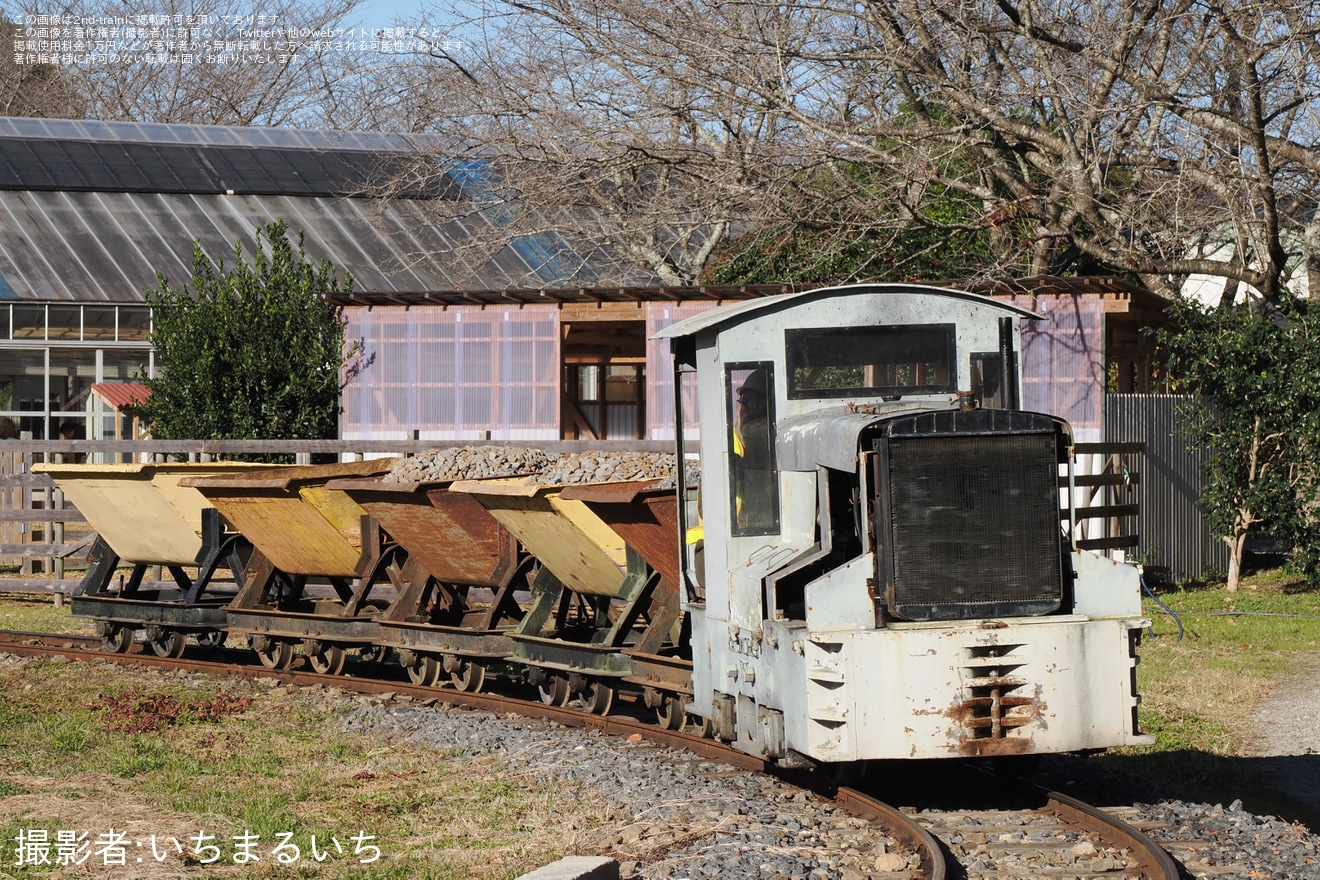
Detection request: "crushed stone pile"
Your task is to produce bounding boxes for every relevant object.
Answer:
[382,446,558,483]
[653,460,701,490]
[527,451,680,486]
[383,446,701,488]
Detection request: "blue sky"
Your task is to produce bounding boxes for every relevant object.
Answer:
[349,0,469,30]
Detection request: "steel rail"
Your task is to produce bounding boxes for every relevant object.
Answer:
[914,764,1183,880]
[835,787,945,880]
[1035,786,1181,880]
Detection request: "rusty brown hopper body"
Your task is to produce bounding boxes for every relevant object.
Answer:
[557,481,681,589]
[327,477,515,587]
[449,477,630,598]
[181,459,395,577]
[33,462,270,565]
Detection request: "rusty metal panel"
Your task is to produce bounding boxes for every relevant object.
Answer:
[330,477,514,587]
[182,460,394,577]
[559,481,682,589]
[623,650,694,695]
[1106,394,1230,580]
[451,478,627,597]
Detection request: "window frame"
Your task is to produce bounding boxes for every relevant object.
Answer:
[785,323,958,400]
[725,361,780,537]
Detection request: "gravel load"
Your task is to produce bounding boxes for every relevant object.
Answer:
[526,451,681,486]
[652,461,700,491]
[383,447,701,489]
[383,446,558,483]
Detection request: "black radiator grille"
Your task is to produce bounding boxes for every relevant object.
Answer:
[886,432,1063,621]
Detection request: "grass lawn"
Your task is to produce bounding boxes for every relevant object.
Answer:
[0,592,96,635]
[1097,566,1320,827]
[0,653,618,878]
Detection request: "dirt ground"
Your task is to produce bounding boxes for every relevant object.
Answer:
[1242,653,1320,820]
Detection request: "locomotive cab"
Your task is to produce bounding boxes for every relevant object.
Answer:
[657,283,1154,765]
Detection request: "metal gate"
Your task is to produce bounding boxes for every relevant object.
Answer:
[1105,394,1229,581]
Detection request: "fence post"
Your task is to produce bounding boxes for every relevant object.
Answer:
[19,432,32,577]
[53,483,64,583]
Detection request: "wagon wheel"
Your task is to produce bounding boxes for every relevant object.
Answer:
[358,645,392,665]
[577,680,615,716]
[655,694,687,731]
[405,654,441,687]
[254,638,294,670]
[686,714,714,739]
[536,673,570,707]
[449,657,487,693]
[196,629,227,649]
[100,624,135,654]
[308,645,346,676]
[147,630,187,659]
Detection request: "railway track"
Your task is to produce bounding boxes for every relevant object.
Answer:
[0,629,1180,880]
[906,789,1182,880]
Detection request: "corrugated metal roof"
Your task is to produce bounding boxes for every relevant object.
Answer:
[0,138,450,199]
[0,118,657,302]
[0,117,434,152]
[0,190,604,300]
[91,382,151,410]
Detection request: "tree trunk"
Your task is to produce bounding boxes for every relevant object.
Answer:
[1225,531,1247,591]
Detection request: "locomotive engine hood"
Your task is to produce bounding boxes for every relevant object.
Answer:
[775,403,954,472]
[776,401,1074,472]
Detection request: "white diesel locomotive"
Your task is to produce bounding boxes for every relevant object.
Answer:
[658,283,1153,764]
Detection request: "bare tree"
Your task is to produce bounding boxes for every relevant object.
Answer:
[6,0,369,127]
[367,0,1320,296]
[359,0,825,285]
[707,0,1320,299]
[16,0,1318,297]
[2,17,86,117]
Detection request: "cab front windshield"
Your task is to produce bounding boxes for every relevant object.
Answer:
[786,324,956,399]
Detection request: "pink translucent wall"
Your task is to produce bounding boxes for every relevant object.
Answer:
[646,301,720,440]
[342,305,560,440]
[993,293,1105,442]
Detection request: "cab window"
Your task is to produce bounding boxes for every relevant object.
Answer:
[786,324,956,399]
[726,363,779,536]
